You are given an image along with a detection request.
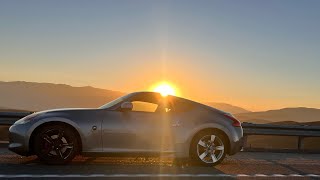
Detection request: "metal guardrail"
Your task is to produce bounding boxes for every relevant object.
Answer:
[1,112,320,152]
[0,112,33,125]
[242,122,320,136]
[242,122,320,153]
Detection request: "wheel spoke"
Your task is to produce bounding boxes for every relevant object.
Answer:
[199,151,208,160]
[43,134,53,144]
[210,135,216,142]
[215,146,224,151]
[198,140,206,147]
[58,130,64,140]
[62,143,74,149]
[211,154,218,162]
[56,149,64,159]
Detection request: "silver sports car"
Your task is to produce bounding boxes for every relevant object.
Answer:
[9,92,243,165]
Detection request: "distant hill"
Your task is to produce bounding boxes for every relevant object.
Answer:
[0,81,254,113]
[236,107,320,123]
[0,81,124,111]
[205,102,251,114]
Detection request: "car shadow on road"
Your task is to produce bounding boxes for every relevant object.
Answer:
[15,156,227,175]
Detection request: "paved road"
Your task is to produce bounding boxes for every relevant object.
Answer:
[0,147,320,179]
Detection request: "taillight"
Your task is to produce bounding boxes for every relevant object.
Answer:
[223,114,241,127]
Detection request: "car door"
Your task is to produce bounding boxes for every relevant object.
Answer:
[101,100,176,152]
[123,101,175,152]
[102,110,138,152]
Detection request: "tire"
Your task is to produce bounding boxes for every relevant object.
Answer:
[33,124,80,165]
[190,130,227,166]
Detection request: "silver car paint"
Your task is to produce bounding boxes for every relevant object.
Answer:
[9,92,243,158]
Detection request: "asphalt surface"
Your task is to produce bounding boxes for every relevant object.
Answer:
[0,147,320,179]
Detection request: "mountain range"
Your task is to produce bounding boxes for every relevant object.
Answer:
[235,107,320,123]
[204,102,251,114]
[1,81,320,124]
[0,81,124,111]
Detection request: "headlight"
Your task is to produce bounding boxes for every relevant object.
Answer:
[14,113,38,125]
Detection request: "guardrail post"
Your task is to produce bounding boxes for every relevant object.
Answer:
[298,136,304,152]
[243,135,248,148]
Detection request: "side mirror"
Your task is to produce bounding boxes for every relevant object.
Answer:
[120,102,133,111]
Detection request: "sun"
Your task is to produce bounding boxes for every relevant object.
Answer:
[152,82,177,97]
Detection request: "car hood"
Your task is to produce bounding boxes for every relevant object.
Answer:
[37,108,96,113]
[30,108,96,117]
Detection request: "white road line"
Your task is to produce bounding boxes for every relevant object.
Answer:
[254,174,267,177]
[289,174,303,177]
[306,174,320,177]
[0,174,319,178]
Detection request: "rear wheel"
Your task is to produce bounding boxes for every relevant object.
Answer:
[190,130,227,166]
[33,124,79,165]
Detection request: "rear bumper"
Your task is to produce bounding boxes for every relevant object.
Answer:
[228,136,244,155]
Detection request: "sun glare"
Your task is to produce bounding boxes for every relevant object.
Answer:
[152,82,177,97]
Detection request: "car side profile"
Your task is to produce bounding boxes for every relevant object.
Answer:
[9,92,243,165]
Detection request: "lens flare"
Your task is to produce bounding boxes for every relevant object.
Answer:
[152,82,177,96]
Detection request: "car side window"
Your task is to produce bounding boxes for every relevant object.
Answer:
[171,100,193,113]
[131,101,158,113]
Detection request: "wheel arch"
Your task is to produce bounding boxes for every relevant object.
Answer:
[28,120,83,155]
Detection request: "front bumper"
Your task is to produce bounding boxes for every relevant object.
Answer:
[8,124,30,156]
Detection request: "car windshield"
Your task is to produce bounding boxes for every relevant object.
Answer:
[99,94,130,109]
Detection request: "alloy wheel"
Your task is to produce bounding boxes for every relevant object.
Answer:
[196,134,225,163]
[40,129,74,160]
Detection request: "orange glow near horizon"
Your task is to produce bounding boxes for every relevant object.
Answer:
[151,81,179,97]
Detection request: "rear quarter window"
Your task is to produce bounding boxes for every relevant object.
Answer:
[172,100,194,113]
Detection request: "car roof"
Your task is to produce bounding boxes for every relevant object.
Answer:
[128,91,195,105]
[128,91,176,102]
[127,91,227,114]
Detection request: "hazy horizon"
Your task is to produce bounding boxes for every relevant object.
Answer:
[1,80,320,112]
[1,0,320,111]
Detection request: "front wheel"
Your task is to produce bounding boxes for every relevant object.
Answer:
[190,130,227,166]
[33,124,80,165]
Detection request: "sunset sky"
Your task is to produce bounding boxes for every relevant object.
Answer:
[1,0,320,111]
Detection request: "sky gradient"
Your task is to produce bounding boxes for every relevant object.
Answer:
[1,0,320,111]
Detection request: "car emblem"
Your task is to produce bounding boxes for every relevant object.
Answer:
[172,119,181,127]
